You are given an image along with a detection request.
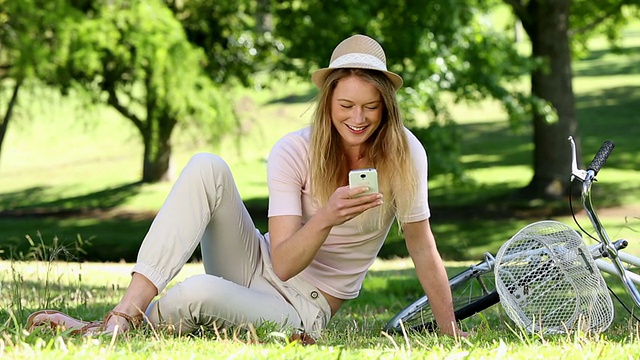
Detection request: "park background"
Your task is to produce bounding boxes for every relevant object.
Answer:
[1,0,640,358]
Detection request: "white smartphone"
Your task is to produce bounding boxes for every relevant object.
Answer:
[348,168,379,196]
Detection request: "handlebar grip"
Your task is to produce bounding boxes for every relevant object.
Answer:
[588,140,615,175]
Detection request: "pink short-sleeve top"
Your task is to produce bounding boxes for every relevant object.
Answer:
[266,126,430,299]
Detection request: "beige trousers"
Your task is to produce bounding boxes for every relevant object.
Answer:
[131,154,331,337]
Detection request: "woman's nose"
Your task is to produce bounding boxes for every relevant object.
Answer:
[353,108,365,123]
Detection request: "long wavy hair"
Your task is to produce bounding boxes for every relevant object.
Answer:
[309,68,418,223]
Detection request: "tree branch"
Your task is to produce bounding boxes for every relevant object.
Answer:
[107,89,145,132]
[0,78,22,154]
[568,1,630,37]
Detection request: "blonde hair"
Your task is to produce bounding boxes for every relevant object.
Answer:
[309,68,418,223]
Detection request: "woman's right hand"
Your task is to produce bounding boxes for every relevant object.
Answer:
[268,185,383,281]
[319,185,383,226]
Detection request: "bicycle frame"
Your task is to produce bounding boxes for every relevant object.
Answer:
[595,258,640,287]
[384,137,640,334]
[569,136,640,307]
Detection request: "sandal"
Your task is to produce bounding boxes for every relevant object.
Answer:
[26,310,89,334]
[26,310,144,336]
[289,331,316,345]
[81,310,144,335]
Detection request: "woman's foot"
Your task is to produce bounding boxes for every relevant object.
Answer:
[26,309,144,336]
[26,310,89,334]
[83,310,144,336]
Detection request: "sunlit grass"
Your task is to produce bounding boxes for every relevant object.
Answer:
[2,258,640,358]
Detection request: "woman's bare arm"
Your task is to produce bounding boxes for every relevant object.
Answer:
[268,185,382,281]
[403,219,468,337]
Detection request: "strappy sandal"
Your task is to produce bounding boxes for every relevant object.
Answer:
[26,310,144,335]
[26,310,90,334]
[80,310,144,335]
[289,331,316,345]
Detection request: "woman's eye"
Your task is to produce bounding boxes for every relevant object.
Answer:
[365,106,378,110]
[340,104,353,109]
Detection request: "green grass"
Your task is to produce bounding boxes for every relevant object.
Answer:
[2,258,640,358]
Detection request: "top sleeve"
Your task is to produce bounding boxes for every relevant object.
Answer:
[266,131,309,217]
[397,128,431,223]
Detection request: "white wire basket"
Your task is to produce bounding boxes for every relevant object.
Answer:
[494,220,614,334]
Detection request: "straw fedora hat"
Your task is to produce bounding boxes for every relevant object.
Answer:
[311,34,403,91]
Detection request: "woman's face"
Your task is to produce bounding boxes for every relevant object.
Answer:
[330,75,383,149]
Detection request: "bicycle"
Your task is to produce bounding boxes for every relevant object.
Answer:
[384,137,640,334]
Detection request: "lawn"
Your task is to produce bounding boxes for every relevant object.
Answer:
[1,19,640,360]
[2,257,640,359]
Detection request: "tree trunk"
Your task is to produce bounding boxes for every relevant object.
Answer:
[141,113,176,183]
[521,0,580,199]
[0,80,22,173]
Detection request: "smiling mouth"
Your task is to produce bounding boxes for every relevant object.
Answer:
[346,124,367,132]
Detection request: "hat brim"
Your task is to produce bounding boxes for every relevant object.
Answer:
[312,66,403,91]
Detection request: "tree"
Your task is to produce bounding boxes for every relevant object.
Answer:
[272,0,533,178]
[272,0,638,198]
[164,0,284,88]
[0,0,73,172]
[504,0,639,198]
[53,0,235,182]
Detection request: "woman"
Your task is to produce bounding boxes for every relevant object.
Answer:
[27,34,465,341]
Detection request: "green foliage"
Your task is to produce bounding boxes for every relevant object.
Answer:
[271,0,535,180]
[0,0,74,80]
[273,0,532,115]
[57,0,234,137]
[410,122,464,179]
[495,1,639,198]
[0,0,82,171]
[37,0,237,181]
[165,0,286,87]
[570,0,640,55]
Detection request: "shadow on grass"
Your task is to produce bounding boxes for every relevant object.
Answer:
[0,182,149,262]
[574,45,640,77]
[0,182,144,215]
[0,216,150,262]
[456,120,532,169]
[0,194,272,263]
[577,85,640,171]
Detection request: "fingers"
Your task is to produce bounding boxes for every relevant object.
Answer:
[328,186,383,224]
[347,186,383,204]
[348,185,376,198]
[346,194,383,212]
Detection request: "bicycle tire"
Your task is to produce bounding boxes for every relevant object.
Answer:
[384,260,499,334]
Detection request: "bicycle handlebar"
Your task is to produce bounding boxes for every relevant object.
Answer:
[569,137,640,308]
[588,140,615,175]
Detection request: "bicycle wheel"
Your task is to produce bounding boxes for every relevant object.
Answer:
[384,259,499,334]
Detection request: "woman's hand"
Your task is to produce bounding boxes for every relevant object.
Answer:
[439,323,470,338]
[269,185,382,281]
[319,185,383,226]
